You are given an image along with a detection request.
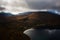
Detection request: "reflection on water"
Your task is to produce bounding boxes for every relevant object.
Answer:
[24,28,60,40]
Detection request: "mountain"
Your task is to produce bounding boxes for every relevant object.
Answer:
[28,11,60,26]
[18,12,32,16]
[0,12,13,16]
[0,11,60,40]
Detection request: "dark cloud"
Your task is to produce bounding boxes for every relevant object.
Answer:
[25,0,60,10]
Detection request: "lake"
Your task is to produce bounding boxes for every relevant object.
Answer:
[24,28,60,40]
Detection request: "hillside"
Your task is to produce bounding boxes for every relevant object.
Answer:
[0,11,60,40]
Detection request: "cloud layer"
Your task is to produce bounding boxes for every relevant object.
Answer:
[25,0,60,10]
[0,0,30,13]
[1,0,60,13]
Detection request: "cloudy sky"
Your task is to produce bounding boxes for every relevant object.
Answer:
[0,0,60,14]
[25,0,60,10]
[0,0,30,14]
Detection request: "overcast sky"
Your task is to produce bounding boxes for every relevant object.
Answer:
[0,0,30,14]
[0,0,60,14]
[1,0,60,11]
[25,0,60,10]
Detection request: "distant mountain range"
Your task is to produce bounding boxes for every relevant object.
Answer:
[0,12,13,16]
[0,10,59,16]
[0,11,60,25]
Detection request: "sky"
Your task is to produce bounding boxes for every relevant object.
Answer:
[25,0,60,10]
[0,0,60,14]
[0,0,30,14]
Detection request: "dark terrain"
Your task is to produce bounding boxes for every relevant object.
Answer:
[0,11,60,40]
